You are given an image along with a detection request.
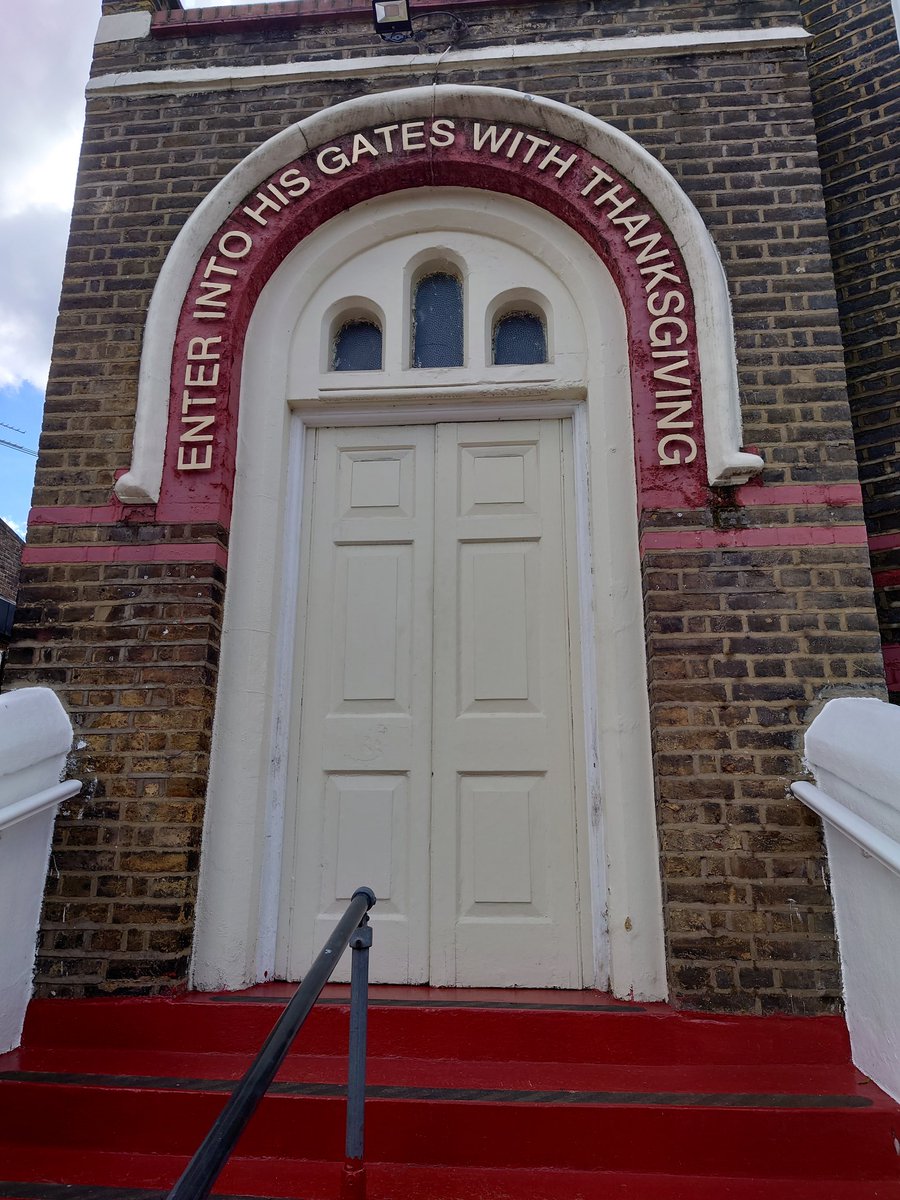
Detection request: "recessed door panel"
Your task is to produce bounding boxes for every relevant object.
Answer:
[325,773,407,915]
[459,773,543,910]
[460,541,538,711]
[335,545,408,708]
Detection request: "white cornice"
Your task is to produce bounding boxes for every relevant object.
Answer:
[87,25,810,96]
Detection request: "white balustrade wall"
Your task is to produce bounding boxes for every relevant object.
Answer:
[0,688,80,1052]
[793,696,900,1104]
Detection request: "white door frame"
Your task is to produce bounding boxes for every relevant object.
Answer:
[191,190,668,1000]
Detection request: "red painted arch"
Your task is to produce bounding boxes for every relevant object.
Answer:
[158,119,707,527]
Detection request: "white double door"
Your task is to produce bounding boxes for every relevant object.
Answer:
[277,418,587,987]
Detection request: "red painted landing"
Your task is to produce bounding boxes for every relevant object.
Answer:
[0,986,898,1199]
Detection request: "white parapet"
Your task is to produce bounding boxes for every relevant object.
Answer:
[0,688,80,1053]
[792,696,900,1103]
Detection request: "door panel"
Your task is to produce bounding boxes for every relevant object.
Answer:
[278,426,434,983]
[430,421,582,986]
[279,420,583,986]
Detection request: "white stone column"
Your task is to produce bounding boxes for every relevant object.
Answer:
[0,688,80,1052]
[793,696,900,1103]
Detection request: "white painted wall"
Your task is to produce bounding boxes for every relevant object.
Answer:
[0,689,79,1052]
[796,697,900,1103]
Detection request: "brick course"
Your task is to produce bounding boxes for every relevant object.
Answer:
[5,0,887,1009]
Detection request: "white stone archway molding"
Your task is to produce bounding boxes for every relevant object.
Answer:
[116,84,761,505]
[192,187,667,1000]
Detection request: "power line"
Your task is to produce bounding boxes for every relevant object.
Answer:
[0,437,38,458]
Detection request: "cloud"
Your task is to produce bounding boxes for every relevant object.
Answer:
[0,2,98,390]
[0,207,73,390]
[0,2,97,219]
[1,516,26,539]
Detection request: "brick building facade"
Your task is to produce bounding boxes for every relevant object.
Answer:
[0,519,22,606]
[0,518,23,669]
[3,0,895,1013]
[799,0,900,701]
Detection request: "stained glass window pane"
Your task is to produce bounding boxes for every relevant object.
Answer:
[413,272,463,368]
[332,320,382,371]
[493,311,547,365]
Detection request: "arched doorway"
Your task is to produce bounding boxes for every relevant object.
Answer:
[268,194,605,987]
[200,189,640,990]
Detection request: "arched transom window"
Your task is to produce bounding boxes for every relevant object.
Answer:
[323,258,550,375]
[287,194,589,395]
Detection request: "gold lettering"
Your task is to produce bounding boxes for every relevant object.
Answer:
[655,398,694,429]
[630,232,666,263]
[521,133,550,164]
[317,145,351,175]
[203,256,237,279]
[580,167,614,198]
[351,132,379,163]
[181,414,216,442]
[614,212,651,239]
[194,280,231,308]
[186,336,222,361]
[649,317,688,348]
[177,444,214,471]
[589,181,635,219]
[505,130,525,159]
[243,189,282,227]
[401,120,427,151]
[373,123,400,151]
[658,434,698,465]
[184,362,220,387]
[278,168,311,197]
[537,145,578,178]
[472,123,512,153]
[181,390,216,414]
[647,290,685,317]
[641,261,681,291]
[652,354,692,388]
[429,118,456,148]
[218,230,253,259]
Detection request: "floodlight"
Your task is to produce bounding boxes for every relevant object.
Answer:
[372,0,413,36]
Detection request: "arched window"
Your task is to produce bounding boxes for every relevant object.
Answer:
[332,318,382,371]
[413,271,463,368]
[492,309,547,365]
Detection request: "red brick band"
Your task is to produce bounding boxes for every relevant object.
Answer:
[20,543,228,568]
[640,525,869,553]
[882,644,900,689]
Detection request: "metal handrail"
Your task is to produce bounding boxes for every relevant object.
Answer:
[791,781,900,879]
[0,780,82,833]
[168,886,376,1200]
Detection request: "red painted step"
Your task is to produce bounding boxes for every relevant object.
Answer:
[15,987,855,1062]
[0,988,897,1199]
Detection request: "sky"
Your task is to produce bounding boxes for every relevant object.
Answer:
[0,0,286,539]
[0,1,100,536]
